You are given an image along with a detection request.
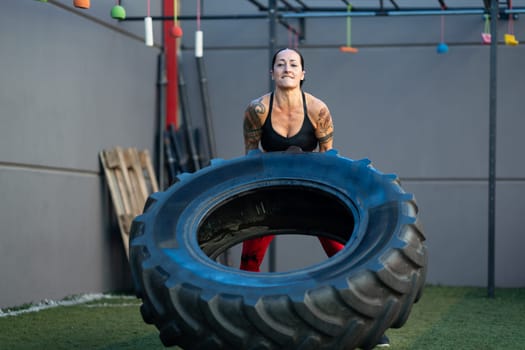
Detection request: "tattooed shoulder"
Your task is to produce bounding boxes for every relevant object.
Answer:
[317,106,333,130]
[244,97,266,147]
[249,97,266,116]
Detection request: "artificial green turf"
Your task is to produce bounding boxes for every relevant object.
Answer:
[0,297,166,350]
[389,286,525,349]
[1,286,524,349]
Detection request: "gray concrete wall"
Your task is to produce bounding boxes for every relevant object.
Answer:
[0,0,162,308]
[179,1,525,288]
[1,0,524,308]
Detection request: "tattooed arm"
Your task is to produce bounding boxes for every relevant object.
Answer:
[314,101,334,152]
[243,97,266,154]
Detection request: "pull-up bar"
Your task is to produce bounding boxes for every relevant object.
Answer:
[122,14,268,21]
[122,8,524,22]
[282,8,524,18]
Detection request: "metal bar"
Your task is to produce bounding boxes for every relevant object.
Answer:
[281,7,525,18]
[246,0,267,11]
[389,0,400,10]
[279,0,299,12]
[156,53,167,190]
[282,11,377,18]
[283,9,485,18]
[293,0,310,10]
[123,14,268,21]
[177,53,201,173]
[388,9,486,15]
[268,0,277,274]
[196,56,217,162]
[504,8,525,13]
[278,18,301,36]
[487,0,498,299]
[122,8,525,22]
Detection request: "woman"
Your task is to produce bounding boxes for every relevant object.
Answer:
[240,47,390,349]
[240,48,344,272]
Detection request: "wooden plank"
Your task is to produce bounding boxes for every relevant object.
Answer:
[140,150,159,193]
[116,147,140,216]
[99,147,158,259]
[126,148,149,211]
[100,149,131,258]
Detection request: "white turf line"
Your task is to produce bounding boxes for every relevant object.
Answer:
[0,294,136,318]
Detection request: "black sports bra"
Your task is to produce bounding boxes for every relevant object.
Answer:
[260,91,318,152]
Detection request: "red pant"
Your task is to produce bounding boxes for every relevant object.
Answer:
[240,236,345,272]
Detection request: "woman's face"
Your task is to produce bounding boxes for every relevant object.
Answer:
[271,49,305,89]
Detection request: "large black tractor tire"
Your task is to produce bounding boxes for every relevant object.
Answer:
[129,148,427,350]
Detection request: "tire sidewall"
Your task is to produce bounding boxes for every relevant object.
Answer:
[134,150,410,302]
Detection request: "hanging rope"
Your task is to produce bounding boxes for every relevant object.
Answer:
[505,0,519,45]
[508,0,514,35]
[196,0,201,31]
[171,0,183,38]
[288,26,298,49]
[436,4,448,53]
[340,4,358,53]
[346,4,352,47]
[173,0,178,27]
[195,0,202,56]
[440,14,445,42]
[144,0,154,46]
[482,13,491,44]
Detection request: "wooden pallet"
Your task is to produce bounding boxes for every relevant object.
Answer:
[99,147,159,259]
